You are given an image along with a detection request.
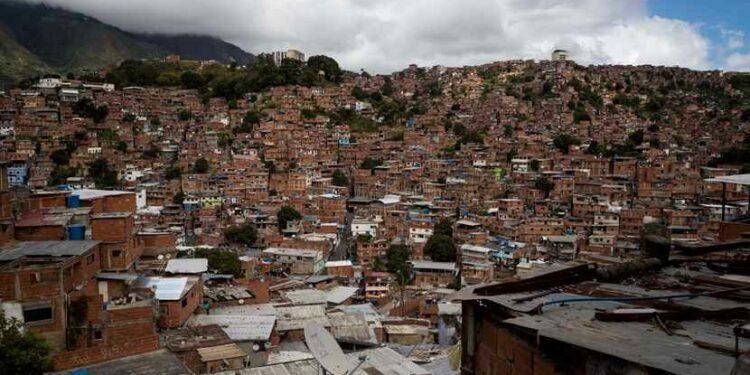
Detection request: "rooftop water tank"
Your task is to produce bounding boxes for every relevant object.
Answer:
[66,194,80,208]
[67,224,85,240]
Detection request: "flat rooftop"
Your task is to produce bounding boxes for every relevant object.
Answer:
[0,240,100,262]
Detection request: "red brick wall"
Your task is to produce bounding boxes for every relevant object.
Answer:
[0,191,12,220]
[2,267,63,299]
[479,323,554,375]
[159,281,203,329]
[82,194,136,215]
[92,216,133,242]
[326,266,354,278]
[244,278,270,304]
[140,233,176,249]
[108,305,154,323]
[99,239,142,271]
[52,335,159,371]
[14,225,65,241]
[719,221,750,241]
[26,194,66,211]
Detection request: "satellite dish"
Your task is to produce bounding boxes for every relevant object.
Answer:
[157,254,164,260]
[166,253,172,259]
[252,343,261,352]
[238,299,245,305]
[304,323,354,375]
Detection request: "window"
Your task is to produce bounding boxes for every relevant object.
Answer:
[112,250,124,258]
[22,304,53,324]
[30,272,57,284]
[86,253,96,264]
[181,298,188,308]
[92,328,103,340]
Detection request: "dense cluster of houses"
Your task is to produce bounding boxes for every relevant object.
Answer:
[0,56,749,374]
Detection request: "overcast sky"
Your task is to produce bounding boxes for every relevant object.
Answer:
[21,0,750,73]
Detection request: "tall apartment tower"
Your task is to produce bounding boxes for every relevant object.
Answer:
[272,49,306,66]
[551,49,569,61]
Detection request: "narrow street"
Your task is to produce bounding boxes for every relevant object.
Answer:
[329,211,354,261]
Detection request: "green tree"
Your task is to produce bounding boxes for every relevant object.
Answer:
[115,141,128,153]
[534,176,555,198]
[88,158,118,188]
[73,98,109,123]
[372,256,387,272]
[360,157,383,170]
[504,124,513,137]
[156,72,181,86]
[332,170,349,187]
[143,143,160,159]
[0,312,52,375]
[306,55,342,82]
[529,159,541,172]
[424,234,456,262]
[165,166,182,180]
[453,123,467,137]
[586,141,606,155]
[642,221,669,238]
[434,217,454,238]
[195,249,242,277]
[386,244,411,276]
[47,166,77,186]
[178,109,193,121]
[50,149,70,166]
[627,129,645,146]
[506,148,518,162]
[224,223,258,246]
[193,157,209,174]
[352,86,367,100]
[122,113,137,123]
[243,110,261,126]
[172,190,185,205]
[279,58,304,85]
[573,108,591,123]
[277,206,302,233]
[553,133,581,154]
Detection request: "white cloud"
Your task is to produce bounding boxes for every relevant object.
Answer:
[25,0,714,73]
[726,53,750,72]
[721,29,745,50]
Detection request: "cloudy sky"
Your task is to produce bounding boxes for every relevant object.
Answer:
[22,0,750,73]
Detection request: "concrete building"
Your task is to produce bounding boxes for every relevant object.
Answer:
[551,49,569,61]
[271,49,305,66]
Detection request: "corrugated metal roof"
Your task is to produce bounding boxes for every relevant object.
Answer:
[165,258,208,274]
[347,347,431,375]
[187,314,276,341]
[0,240,100,261]
[154,277,188,301]
[211,303,277,316]
[325,286,360,305]
[72,189,133,200]
[437,302,462,316]
[411,261,456,271]
[232,359,320,375]
[197,343,246,362]
[284,289,327,305]
[325,260,353,268]
[505,306,738,375]
[328,312,378,344]
[384,324,429,335]
[705,173,750,185]
[275,305,329,332]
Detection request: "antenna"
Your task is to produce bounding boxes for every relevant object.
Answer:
[304,323,354,375]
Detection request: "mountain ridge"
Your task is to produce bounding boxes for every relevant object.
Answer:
[0,1,254,86]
